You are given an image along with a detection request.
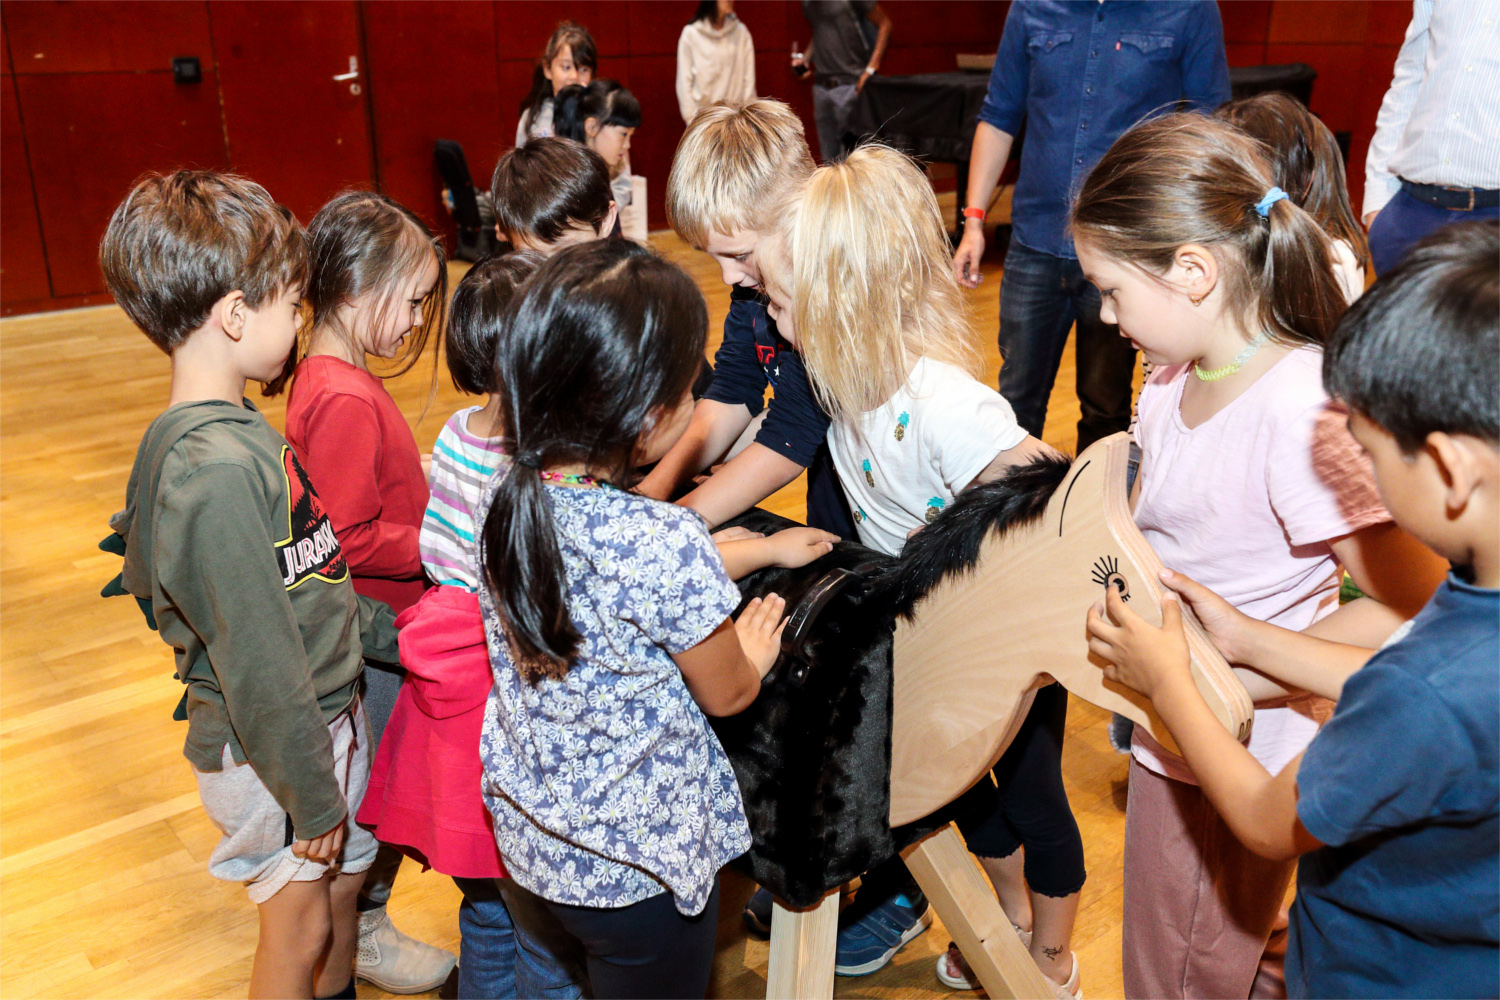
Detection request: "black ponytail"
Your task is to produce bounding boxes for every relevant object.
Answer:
[481,240,708,682]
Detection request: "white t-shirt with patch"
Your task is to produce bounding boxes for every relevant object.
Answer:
[828,358,1028,556]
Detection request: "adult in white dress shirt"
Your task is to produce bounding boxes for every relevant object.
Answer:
[1363,0,1500,274]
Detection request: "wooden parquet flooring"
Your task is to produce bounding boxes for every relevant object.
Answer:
[0,218,1136,999]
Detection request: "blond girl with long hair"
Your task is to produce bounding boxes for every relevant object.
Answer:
[760,144,1083,996]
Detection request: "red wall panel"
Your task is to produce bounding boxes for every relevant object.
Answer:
[880,0,1008,48]
[14,70,227,297]
[1220,0,1272,44]
[2,71,51,305]
[621,53,684,225]
[1267,0,1370,44]
[627,2,697,57]
[210,1,374,224]
[4,0,213,75]
[495,2,631,61]
[362,1,503,248]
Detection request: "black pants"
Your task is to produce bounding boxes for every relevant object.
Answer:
[957,683,1086,897]
[805,440,857,539]
[544,882,721,999]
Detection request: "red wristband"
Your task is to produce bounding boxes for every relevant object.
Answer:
[962,206,986,220]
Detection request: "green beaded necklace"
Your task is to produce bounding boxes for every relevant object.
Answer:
[1192,331,1271,382]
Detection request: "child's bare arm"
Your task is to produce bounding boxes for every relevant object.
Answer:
[716,527,838,580]
[1317,521,1447,645]
[676,443,806,527]
[638,399,754,500]
[673,595,787,716]
[964,434,1063,490]
[1161,569,1374,702]
[1086,587,1324,860]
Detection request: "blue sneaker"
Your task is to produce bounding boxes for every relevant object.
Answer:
[743,886,774,937]
[834,891,932,976]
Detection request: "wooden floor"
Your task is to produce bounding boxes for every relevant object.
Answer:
[0,218,1136,999]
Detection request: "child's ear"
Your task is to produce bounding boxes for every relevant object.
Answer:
[599,201,620,236]
[1172,243,1219,303]
[585,116,601,139]
[217,290,249,342]
[1427,432,1490,516]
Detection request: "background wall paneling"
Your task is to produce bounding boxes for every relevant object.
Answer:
[0,0,1417,314]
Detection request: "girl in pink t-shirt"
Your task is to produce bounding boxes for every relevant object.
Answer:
[1071,114,1447,1000]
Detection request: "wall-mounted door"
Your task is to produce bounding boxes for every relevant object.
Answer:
[210,1,375,223]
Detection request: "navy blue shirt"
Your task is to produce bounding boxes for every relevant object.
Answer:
[701,286,830,468]
[981,0,1230,258]
[1289,574,1499,999]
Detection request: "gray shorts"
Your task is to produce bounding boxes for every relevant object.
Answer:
[193,703,378,904]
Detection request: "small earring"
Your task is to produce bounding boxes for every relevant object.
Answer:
[1189,293,1205,307]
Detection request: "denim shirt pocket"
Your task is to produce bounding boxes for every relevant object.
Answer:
[1027,30,1074,56]
[1118,32,1176,60]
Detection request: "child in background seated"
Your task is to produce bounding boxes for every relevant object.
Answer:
[552,80,640,222]
[102,171,400,1000]
[1071,112,1447,1000]
[356,251,588,1000]
[1087,220,1498,999]
[759,143,1076,992]
[516,20,595,145]
[1216,92,1371,304]
[489,137,617,255]
[475,240,827,998]
[270,191,456,994]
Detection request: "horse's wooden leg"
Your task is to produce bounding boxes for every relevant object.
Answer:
[904,824,1055,1000]
[766,890,840,1000]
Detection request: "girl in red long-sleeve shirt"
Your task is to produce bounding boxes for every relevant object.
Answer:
[270,190,456,994]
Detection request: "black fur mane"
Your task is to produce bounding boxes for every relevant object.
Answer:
[879,453,1073,619]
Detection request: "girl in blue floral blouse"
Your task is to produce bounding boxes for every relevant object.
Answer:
[475,239,830,998]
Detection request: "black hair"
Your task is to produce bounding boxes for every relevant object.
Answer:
[1324,221,1498,451]
[518,21,598,132]
[690,1,720,25]
[445,250,545,395]
[552,80,642,144]
[489,137,613,246]
[481,240,709,681]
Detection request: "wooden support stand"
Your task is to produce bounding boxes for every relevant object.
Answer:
[763,825,1052,1000]
[767,891,839,999]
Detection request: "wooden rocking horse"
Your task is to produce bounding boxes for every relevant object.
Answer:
[719,432,1253,999]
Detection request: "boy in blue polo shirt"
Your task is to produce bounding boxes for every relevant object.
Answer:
[1086,221,1499,998]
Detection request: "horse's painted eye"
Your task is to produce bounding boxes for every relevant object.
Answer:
[1091,555,1131,602]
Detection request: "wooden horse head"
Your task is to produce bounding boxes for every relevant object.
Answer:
[887,432,1253,825]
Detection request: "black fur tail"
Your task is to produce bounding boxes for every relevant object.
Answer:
[880,454,1073,620]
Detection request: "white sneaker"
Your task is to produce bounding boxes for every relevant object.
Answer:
[356,907,457,994]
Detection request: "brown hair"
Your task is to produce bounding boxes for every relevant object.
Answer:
[490,137,613,248]
[265,191,447,395]
[99,170,308,354]
[666,98,814,247]
[1216,93,1369,272]
[518,20,597,128]
[1072,113,1346,349]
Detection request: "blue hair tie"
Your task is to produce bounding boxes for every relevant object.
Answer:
[1255,187,1289,218]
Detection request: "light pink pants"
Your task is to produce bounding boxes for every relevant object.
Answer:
[1122,759,1294,1000]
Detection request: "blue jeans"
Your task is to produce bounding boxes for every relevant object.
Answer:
[1368,184,1500,276]
[997,240,1137,451]
[452,877,587,1000]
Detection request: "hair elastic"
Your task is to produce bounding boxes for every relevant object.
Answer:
[1255,187,1289,218]
[513,453,541,470]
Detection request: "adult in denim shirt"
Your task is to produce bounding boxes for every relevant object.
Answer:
[952,1,1230,451]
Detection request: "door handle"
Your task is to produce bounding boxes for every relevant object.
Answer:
[332,56,359,81]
